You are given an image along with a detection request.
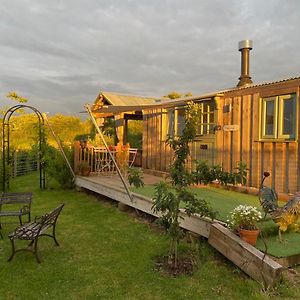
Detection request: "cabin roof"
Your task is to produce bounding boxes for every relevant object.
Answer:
[91,91,164,116]
[99,91,162,106]
[90,76,300,116]
[92,91,222,115]
[220,76,300,94]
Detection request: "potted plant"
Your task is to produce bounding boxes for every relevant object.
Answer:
[78,161,91,176]
[227,205,262,246]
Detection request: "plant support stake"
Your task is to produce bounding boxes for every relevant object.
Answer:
[84,104,134,203]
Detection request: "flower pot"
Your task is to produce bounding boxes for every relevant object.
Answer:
[238,229,260,246]
[81,168,91,176]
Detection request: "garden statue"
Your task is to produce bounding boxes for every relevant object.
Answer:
[259,172,300,242]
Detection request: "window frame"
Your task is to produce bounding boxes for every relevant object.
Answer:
[161,108,175,141]
[174,107,185,137]
[196,102,215,136]
[278,94,296,139]
[260,93,296,141]
[261,96,277,139]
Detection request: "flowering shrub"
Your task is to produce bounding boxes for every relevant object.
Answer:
[227,205,262,230]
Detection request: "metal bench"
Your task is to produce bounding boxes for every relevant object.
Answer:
[0,192,32,228]
[8,203,64,263]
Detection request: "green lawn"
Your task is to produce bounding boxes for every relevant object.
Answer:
[131,184,300,258]
[0,173,299,299]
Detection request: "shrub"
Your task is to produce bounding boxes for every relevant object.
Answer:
[235,161,248,186]
[127,167,144,188]
[193,160,215,185]
[43,144,74,189]
[193,160,248,186]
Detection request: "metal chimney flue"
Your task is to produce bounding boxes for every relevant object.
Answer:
[237,40,253,87]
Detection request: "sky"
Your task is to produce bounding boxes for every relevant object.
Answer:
[1,0,300,116]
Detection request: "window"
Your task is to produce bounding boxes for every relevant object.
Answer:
[161,107,185,139]
[261,94,296,140]
[161,108,175,140]
[161,101,215,140]
[196,102,215,135]
[175,108,185,136]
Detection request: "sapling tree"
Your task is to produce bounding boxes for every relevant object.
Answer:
[152,102,217,268]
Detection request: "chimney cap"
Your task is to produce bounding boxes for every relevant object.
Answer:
[238,40,253,51]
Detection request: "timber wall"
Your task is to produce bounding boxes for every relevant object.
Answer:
[218,80,300,193]
[142,109,173,172]
[142,79,300,194]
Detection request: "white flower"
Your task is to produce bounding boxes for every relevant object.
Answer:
[227,205,262,230]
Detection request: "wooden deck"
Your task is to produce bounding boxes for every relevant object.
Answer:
[75,172,283,287]
[82,172,165,186]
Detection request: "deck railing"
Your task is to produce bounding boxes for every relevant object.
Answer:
[74,142,139,175]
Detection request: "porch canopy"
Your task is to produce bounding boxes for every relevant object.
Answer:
[91,91,224,116]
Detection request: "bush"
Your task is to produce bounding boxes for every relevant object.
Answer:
[193,160,215,185]
[192,160,248,186]
[43,144,75,189]
[235,161,248,185]
[127,167,144,188]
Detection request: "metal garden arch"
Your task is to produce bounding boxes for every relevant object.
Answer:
[2,105,46,191]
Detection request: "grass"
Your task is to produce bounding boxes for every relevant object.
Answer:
[130,184,300,258]
[0,173,300,299]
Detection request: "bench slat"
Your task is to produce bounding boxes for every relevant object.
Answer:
[9,204,64,240]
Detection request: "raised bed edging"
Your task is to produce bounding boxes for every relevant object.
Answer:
[208,223,283,287]
[75,175,284,287]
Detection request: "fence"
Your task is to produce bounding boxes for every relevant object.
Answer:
[12,151,38,177]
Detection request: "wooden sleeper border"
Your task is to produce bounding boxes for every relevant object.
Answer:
[75,176,284,287]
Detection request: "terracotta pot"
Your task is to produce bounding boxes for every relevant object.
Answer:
[238,229,260,246]
[81,168,91,176]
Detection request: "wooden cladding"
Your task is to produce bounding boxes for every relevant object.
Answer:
[142,106,216,174]
[142,81,300,194]
[218,90,299,194]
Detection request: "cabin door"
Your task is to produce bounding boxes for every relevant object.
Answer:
[191,140,216,167]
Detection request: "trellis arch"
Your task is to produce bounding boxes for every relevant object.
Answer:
[2,105,46,191]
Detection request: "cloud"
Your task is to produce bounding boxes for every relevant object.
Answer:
[1,0,300,116]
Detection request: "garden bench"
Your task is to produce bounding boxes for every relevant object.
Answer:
[0,192,32,228]
[8,203,64,263]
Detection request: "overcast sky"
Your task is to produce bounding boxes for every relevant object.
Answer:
[1,0,299,116]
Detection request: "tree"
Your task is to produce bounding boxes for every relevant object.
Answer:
[0,92,28,116]
[164,91,182,99]
[46,114,91,147]
[152,102,216,268]
[163,91,193,100]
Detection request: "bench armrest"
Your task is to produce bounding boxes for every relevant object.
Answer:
[20,205,31,215]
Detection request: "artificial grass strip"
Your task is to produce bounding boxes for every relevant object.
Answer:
[131,184,300,258]
[131,184,266,221]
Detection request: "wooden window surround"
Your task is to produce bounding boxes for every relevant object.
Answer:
[260,94,296,140]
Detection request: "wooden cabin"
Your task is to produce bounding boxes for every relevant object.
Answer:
[142,77,300,194]
[91,41,300,194]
